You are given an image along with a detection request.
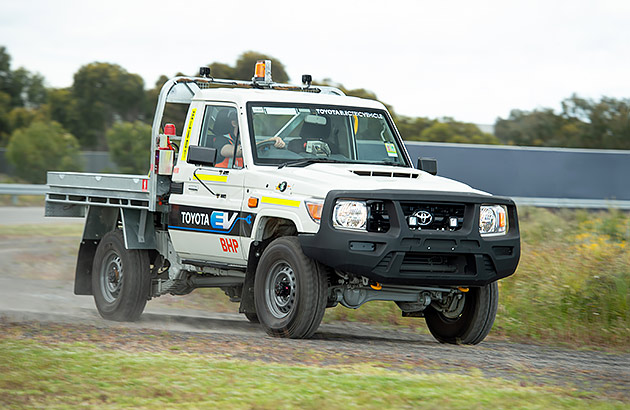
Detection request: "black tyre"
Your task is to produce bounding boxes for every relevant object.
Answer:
[424,282,499,345]
[254,237,327,339]
[244,311,259,323]
[92,229,151,322]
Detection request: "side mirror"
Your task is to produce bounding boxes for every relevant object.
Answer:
[188,145,217,167]
[417,157,437,175]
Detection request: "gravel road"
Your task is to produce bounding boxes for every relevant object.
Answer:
[1,208,629,400]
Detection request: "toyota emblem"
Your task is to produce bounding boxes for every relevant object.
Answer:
[413,210,433,226]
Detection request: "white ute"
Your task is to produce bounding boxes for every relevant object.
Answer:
[46,61,520,343]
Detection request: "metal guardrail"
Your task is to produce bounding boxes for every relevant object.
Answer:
[1,183,630,210]
[0,183,48,196]
[0,183,48,205]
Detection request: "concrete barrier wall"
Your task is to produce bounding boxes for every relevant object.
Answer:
[405,142,630,202]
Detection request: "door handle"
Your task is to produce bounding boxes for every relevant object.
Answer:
[188,185,199,191]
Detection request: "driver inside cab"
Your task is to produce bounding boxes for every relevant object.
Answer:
[215,109,286,168]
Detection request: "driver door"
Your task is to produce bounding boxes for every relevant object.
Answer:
[169,103,250,265]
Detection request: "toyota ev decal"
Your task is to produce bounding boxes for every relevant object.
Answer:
[169,205,255,236]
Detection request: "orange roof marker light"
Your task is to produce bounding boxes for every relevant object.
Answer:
[253,60,272,85]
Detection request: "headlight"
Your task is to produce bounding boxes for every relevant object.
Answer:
[333,200,367,231]
[479,205,508,236]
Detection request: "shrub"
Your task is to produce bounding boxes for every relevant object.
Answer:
[6,120,81,183]
[105,121,151,174]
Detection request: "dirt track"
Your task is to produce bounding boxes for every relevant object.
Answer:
[1,209,629,400]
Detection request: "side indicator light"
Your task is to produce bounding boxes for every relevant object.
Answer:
[248,197,259,208]
[305,202,323,222]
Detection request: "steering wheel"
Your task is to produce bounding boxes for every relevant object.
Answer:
[256,139,285,151]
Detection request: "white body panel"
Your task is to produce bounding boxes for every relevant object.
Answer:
[160,86,487,264]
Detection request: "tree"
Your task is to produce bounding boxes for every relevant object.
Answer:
[46,88,81,136]
[396,116,436,141]
[495,109,568,146]
[495,95,630,149]
[72,62,146,148]
[0,47,12,98]
[418,118,499,144]
[105,121,152,174]
[0,91,10,145]
[207,62,235,79]
[6,120,81,183]
[562,95,630,149]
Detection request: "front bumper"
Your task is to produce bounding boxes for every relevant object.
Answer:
[299,190,521,287]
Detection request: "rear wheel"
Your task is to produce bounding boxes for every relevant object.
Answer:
[424,282,498,345]
[92,229,151,321]
[254,237,327,339]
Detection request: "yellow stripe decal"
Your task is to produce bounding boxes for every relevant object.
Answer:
[181,108,197,161]
[196,174,228,183]
[261,196,300,207]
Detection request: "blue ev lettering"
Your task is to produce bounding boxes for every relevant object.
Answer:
[211,212,237,230]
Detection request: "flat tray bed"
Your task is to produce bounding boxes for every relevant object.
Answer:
[46,172,151,217]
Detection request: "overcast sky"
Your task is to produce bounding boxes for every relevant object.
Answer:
[1,0,629,124]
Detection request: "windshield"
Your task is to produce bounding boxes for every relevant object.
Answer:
[247,103,410,167]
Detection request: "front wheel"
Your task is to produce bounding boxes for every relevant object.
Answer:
[254,237,327,339]
[424,282,499,345]
[92,229,151,321]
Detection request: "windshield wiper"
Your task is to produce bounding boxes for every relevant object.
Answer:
[379,160,408,167]
[278,158,349,169]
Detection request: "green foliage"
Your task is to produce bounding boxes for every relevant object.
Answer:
[496,208,630,347]
[399,116,499,144]
[5,120,81,183]
[395,116,435,141]
[419,118,499,144]
[1,339,624,409]
[7,106,38,132]
[72,62,146,148]
[496,95,630,149]
[0,47,48,144]
[563,95,630,149]
[0,91,9,145]
[46,88,81,137]
[105,121,151,174]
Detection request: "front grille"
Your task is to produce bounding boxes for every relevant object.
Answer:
[400,252,474,275]
[400,202,465,231]
[367,201,390,232]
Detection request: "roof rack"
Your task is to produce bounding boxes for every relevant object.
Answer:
[181,59,345,96]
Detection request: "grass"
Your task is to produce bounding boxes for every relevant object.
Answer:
[0,338,626,409]
[496,208,630,348]
[0,195,45,207]
[0,223,82,237]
